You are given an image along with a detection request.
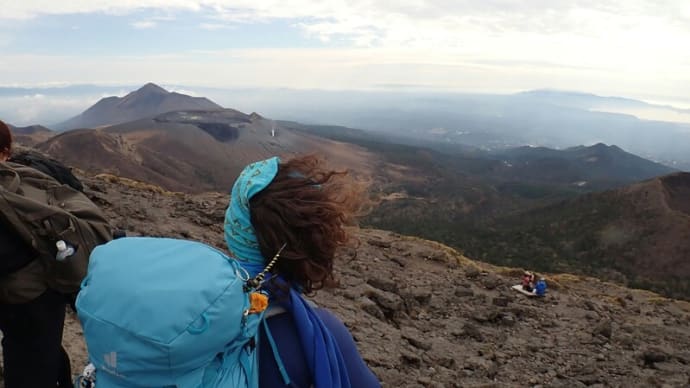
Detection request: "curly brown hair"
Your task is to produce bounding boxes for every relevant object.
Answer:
[250,154,368,293]
[0,120,12,158]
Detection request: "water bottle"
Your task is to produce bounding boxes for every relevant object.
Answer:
[55,240,75,261]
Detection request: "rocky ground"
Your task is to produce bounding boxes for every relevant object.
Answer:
[5,173,690,387]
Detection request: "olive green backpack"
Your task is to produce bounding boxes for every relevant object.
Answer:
[0,161,112,293]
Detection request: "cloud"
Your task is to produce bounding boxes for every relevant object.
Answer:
[0,1,200,20]
[131,13,177,29]
[165,87,200,96]
[131,20,157,29]
[199,22,234,30]
[0,93,101,125]
[1,1,689,103]
[0,48,684,99]
[5,2,690,57]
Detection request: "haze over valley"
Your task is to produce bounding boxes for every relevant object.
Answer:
[4,85,690,171]
[6,83,688,299]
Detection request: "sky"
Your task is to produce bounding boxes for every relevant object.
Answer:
[0,1,689,107]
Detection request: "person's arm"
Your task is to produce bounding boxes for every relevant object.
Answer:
[316,308,382,388]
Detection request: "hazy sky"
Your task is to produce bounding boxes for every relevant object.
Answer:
[1,0,689,106]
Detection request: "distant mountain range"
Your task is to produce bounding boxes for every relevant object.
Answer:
[235,88,690,170]
[54,83,223,130]
[31,83,677,197]
[516,89,690,115]
[294,123,676,192]
[7,123,53,146]
[13,82,688,298]
[489,143,675,189]
[8,123,52,135]
[3,84,690,169]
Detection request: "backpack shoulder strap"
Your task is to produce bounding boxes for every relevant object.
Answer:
[262,317,292,387]
[264,304,287,319]
[263,299,318,319]
[9,151,83,192]
[0,163,21,192]
[259,299,319,388]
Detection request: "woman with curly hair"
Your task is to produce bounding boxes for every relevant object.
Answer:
[225,154,380,388]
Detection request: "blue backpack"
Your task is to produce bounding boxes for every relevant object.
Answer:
[75,237,269,387]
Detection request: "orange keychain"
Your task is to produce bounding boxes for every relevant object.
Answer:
[248,292,269,314]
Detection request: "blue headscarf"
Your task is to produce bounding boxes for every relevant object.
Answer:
[224,157,351,388]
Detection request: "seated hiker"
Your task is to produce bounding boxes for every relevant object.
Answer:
[0,119,111,387]
[225,155,381,387]
[522,271,534,292]
[535,278,547,297]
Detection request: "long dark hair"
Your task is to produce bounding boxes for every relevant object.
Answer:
[0,120,12,157]
[250,154,368,293]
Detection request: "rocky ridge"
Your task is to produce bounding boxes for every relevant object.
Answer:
[4,172,690,387]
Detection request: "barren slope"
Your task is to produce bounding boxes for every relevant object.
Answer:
[37,111,379,193]
[11,173,683,388]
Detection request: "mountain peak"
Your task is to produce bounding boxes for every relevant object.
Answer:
[55,84,223,130]
[136,83,169,95]
[588,143,625,154]
[591,142,611,150]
